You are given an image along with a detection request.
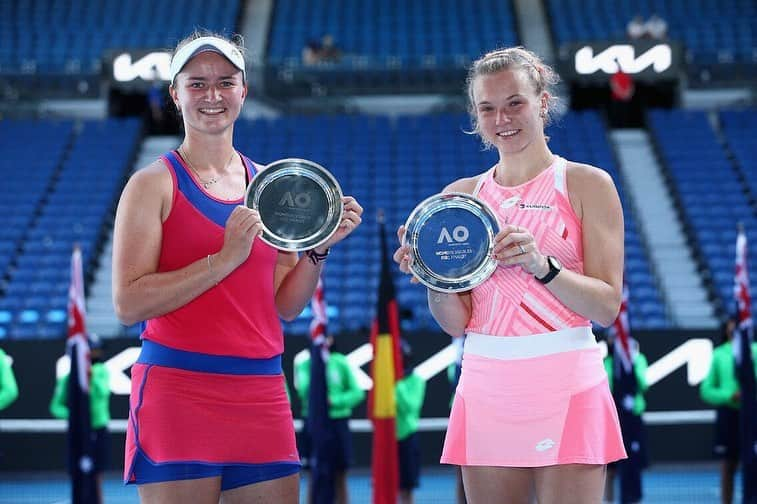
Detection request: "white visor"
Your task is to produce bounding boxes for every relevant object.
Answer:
[169,36,246,84]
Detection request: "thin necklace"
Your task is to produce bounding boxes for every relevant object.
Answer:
[179,146,235,189]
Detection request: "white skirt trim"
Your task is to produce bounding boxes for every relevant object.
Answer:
[464,326,596,361]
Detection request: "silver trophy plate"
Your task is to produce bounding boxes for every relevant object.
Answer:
[404,192,499,292]
[245,158,343,251]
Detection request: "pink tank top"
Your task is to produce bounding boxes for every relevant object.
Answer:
[466,156,590,336]
[142,151,284,358]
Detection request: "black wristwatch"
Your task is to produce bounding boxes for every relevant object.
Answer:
[535,255,562,284]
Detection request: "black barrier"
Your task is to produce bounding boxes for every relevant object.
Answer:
[0,328,726,470]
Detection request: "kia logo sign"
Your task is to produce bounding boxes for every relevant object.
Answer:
[112,51,171,82]
[575,44,672,75]
[559,41,681,83]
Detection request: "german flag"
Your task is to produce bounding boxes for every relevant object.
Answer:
[368,218,404,504]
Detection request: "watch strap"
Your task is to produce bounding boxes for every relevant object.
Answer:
[535,256,560,284]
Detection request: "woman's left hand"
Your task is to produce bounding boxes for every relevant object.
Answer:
[491,224,546,275]
[320,196,363,249]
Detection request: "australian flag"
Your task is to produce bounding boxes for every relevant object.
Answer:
[610,280,644,503]
[308,276,337,504]
[733,226,757,503]
[66,245,98,503]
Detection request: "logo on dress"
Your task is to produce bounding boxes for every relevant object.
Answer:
[519,202,553,211]
[535,438,556,452]
[500,196,521,209]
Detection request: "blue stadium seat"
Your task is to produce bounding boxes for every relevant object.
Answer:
[0,0,241,74]
[545,0,756,67]
[649,108,757,316]
[0,118,141,339]
[267,0,517,70]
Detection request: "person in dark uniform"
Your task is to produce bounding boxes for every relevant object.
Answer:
[700,317,757,504]
[396,340,427,504]
[294,336,365,504]
[50,336,111,504]
[603,332,649,504]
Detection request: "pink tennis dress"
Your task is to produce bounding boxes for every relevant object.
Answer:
[441,156,626,467]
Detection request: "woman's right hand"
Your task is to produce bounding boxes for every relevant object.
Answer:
[393,225,418,283]
[218,206,265,268]
[395,223,471,337]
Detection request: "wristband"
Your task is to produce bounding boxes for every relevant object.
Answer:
[306,248,330,265]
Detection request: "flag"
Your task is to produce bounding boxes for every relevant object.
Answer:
[66,245,98,503]
[368,218,403,504]
[307,276,337,504]
[611,280,637,403]
[609,279,644,502]
[733,225,757,503]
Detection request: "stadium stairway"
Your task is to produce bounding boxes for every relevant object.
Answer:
[87,136,180,339]
[512,0,555,63]
[611,129,717,328]
[238,0,274,92]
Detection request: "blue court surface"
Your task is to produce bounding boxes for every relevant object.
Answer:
[0,463,743,503]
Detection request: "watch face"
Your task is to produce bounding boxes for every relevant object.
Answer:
[549,256,562,271]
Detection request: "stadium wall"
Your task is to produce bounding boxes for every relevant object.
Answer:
[0,328,721,470]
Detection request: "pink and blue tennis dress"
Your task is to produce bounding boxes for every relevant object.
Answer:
[124,151,300,490]
[441,157,626,467]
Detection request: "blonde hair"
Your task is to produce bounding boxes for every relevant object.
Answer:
[465,47,561,147]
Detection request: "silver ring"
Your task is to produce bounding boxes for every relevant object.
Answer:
[519,244,526,254]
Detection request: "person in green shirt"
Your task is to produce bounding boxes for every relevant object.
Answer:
[0,347,19,412]
[50,338,111,504]
[603,333,649,504]
[700,317,757,504]
[396,339,426,504]
[294,336,365,504]
[0,347,18,466]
